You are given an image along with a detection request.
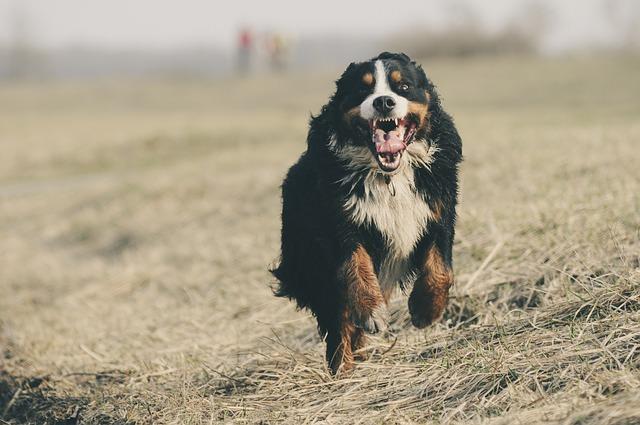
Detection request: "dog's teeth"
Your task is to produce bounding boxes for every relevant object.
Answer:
[394,118,398,125]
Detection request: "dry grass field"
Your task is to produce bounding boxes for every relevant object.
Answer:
[1,55,639,424]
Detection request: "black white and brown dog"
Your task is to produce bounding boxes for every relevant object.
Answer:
[271,52,462,374]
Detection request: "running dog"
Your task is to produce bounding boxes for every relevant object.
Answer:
[271,52,462,374]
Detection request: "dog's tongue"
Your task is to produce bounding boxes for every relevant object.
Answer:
[374,128,406,154]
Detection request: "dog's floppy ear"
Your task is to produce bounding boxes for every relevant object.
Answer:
[334,61,359,97]
[338,62,357,81]
[415,64,429,86]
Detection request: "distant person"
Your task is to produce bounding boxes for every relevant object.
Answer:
[237,28,253,75]
[266,33,288,73]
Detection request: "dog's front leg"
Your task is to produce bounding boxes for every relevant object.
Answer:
[408,242,454,328]
[342,244,388,334]
[326,244,388,374]
[343,245,389,361]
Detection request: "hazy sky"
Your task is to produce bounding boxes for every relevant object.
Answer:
[0,0,629,51]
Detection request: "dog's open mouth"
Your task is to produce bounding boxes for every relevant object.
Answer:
[369,116,418,172]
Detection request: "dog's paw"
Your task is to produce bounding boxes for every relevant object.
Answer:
[408,288,446,329]
[352,304,388,334]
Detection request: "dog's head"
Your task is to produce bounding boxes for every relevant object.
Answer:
[328,52,435,173]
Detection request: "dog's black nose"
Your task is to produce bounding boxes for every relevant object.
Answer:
[373,96,396,115]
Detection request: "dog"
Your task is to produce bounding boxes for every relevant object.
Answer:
[271,52,462,374]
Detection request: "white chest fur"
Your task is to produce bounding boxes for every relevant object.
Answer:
[336,141,436,291]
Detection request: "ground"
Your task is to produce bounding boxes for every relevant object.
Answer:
[0,55,639,424]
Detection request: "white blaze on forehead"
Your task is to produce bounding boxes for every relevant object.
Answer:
[373,60,391,93]
[359,60,408,120]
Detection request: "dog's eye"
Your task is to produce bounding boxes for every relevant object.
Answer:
[398,83,410,92]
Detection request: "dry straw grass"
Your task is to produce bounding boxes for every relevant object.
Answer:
[0,56,639,424]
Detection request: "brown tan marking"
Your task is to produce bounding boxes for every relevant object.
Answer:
[351,328,368,361]
[431,199,444,223]
[344,245,386,327]
[362,72,374,86]
[407,97,430,128]
[344,106,361,124]
[408,244,454,328]
[390,70,402,83]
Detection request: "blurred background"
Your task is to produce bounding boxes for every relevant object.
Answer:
[1,1,639,423]
[1,0,639,79]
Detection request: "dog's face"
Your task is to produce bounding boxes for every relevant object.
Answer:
[332,52,432,173]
